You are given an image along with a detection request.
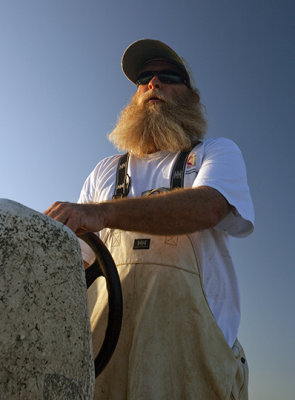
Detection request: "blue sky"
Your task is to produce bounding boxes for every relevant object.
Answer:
[1,1,294,398]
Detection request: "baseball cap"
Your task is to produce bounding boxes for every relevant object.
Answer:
[121,39,191,87]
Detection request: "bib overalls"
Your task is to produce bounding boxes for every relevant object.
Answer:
[88,151,249,400]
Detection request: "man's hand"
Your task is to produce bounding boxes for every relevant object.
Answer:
[44,186,231,236]
[44,202,106,234]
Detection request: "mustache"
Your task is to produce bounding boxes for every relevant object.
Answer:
[136,89,170,105]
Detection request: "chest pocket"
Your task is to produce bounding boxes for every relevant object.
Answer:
[104,230,200,276]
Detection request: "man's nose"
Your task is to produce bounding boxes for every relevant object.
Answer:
[148,75,161,89]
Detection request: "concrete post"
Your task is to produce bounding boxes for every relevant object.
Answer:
[0,199,94,399]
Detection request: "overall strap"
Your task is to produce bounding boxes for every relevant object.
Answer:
[170,150,191,189]
[113,141,201,198]
[170,141,200,189]
[112,153,131,199]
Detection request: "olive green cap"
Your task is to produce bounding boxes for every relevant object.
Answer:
[121,39,191,86]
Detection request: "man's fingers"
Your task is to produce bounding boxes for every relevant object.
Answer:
[44,202,102,234]
[63,215,79,233]
[44,202,71,223]
[44,202,88,233]
[44,201,63,217]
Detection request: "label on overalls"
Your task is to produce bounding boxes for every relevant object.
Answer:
[133,239,150,250]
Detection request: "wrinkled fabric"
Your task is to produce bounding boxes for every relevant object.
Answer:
[80,138,255,347]
[88,230,248,399]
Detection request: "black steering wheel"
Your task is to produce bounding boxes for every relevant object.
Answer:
[79,232,123,378]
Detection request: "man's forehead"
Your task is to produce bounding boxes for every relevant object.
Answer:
[138,59,183,74]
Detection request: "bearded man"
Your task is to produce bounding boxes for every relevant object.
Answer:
[45,39,254,400]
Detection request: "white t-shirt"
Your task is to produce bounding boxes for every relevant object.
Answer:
[78,137,254,347]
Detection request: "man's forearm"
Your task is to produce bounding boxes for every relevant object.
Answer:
[44,186,230,235]
[99,186,230,235]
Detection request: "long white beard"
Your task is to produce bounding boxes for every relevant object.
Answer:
[108,88,207,157]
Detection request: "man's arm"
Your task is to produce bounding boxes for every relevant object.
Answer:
[44,186,231,235]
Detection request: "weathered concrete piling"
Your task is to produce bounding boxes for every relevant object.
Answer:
[0,199,94,399]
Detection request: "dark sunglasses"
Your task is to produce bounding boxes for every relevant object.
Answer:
[136,70,190,87]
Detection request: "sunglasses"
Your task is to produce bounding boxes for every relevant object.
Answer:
[136,70,190,87]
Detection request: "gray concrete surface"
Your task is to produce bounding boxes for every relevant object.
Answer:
[0,199,94,399]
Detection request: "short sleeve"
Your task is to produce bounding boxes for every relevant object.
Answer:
[76,154,121,263]
[193,138,254,237]
[78,174,95,204]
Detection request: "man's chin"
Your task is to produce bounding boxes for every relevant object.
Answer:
[143,100,165,112]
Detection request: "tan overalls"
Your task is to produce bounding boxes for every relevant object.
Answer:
[88,151,249,400]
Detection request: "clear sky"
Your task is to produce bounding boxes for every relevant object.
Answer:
[1,1,294,398]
